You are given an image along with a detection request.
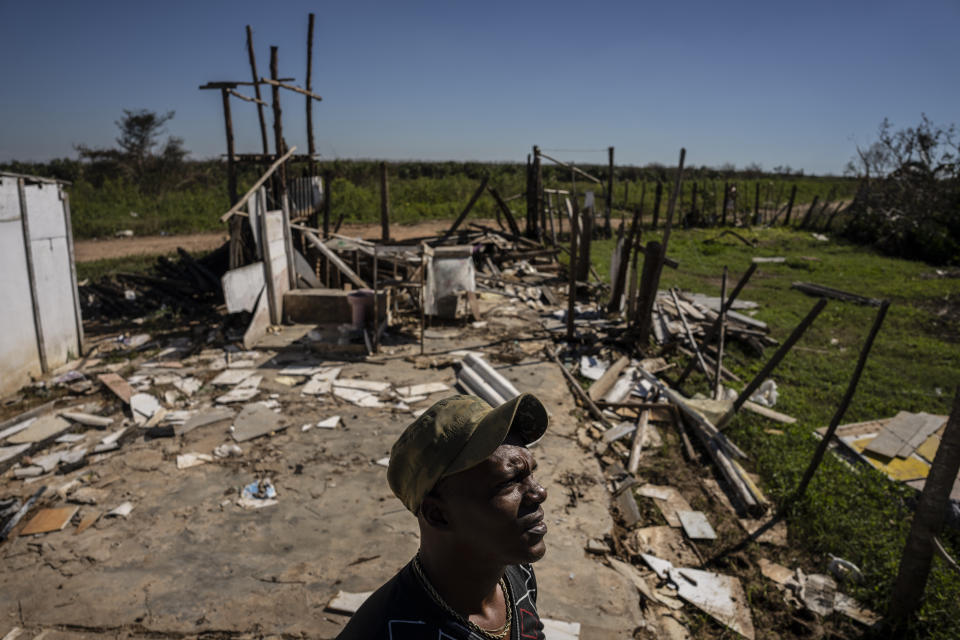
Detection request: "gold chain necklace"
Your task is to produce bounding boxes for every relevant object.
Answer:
[413,554,512,639]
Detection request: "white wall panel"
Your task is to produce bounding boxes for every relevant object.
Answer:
[24,183,80,368]
[0,179,42,395]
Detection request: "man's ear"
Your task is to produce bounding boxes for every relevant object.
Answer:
[419,495,450,530]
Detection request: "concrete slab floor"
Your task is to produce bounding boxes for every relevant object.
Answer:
[0,331,642,639]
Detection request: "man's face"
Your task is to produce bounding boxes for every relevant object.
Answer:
[429,437,548,565]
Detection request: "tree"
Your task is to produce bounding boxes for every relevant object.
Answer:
[843,115,960,264]
[76,109,188,187]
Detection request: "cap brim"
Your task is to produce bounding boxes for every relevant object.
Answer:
[444,393,548,477]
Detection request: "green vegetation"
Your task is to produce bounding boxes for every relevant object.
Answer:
[1,155,856,239]
[588,227,960,639]
[842,115,960,265]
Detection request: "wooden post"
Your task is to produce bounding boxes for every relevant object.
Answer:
[799,195,819,229]
[660,148,685,256]
[753,181,760,225]
[245,26,270,155]
[323,169,332,238]
[605,146,614,238]
[305,13,318,226]
[631,240,662,343]
[717,299,829,429]
[566,178,580,342]
[721,181,730,226]
[783,184,797,226]
[576,192,593,282]
[650,181,663,229]
[379,161,390,242]
[372,246,379,354]
[220,88,242,269]
[691,182,698,219]
[527,146,542,240]
[793,301,889,500]
[714,267,728,400]
[488,187,522,237]
[626,232,641,321]
[888,386,960,631]
[269,46,288,202]
[420,244,428,355]
[608,191,644,313]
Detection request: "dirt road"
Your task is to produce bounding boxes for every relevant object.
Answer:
[73,218,501,263]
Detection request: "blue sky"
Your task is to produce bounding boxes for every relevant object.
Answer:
[1,0,957,174]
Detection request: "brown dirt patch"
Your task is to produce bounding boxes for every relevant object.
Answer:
[73,218,500,263]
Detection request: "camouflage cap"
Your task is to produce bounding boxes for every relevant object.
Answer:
[387,393,548,513]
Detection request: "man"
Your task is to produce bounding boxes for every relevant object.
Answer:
[336,393,550,640]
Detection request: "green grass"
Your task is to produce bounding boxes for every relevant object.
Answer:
[59,158,854,239]
[588,227,960,638]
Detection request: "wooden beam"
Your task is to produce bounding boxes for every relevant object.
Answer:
[258,77,322,101]
[438,176,489,242]
[220,146,297,222]
[303,231,368,289]
[305,12,317,181]
[227,89,267,105]
[717,299,829,429]
[199,79,294,89]
[245,25,270,155]
[269,46,288,206]
[487,187,522,237]
[538,151,602,184]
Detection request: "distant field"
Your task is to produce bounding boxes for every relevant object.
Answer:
[13,159,853,239]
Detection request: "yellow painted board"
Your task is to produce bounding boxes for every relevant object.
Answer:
[852,436,931,482]
[916,434,941,464]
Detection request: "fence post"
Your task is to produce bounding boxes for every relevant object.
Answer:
[783,184,797,226]
[605,146,614,238]
[888,387,960,633]
[380,161,390,242]
[651,181,663,230]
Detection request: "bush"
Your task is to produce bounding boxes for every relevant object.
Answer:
[843,116,960,265]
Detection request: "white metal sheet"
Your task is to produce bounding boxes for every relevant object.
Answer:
[261,210,289,324]
[222,262,266,314]
[0,175,21,222]
[0,218,42,395]
[26,183,79,368]
[24,182,66,240]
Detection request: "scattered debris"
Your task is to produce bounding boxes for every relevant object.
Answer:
[230,403,285,442]
[19,506,78,536]
[238,478,277,509]
[105,502,134,519]
[176,453,214,469]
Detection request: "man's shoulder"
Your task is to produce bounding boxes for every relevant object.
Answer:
[335,562,439,640]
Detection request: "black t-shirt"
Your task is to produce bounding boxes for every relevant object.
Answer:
[335,561,545,640]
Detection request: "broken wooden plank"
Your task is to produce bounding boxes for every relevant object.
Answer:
[98,373,133,404]
[19,506,78,536]
[438,176,490,242]
[587,355,630,402]
[6,415,72,444]
[304,230,368,289]
[791,281,883,307]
